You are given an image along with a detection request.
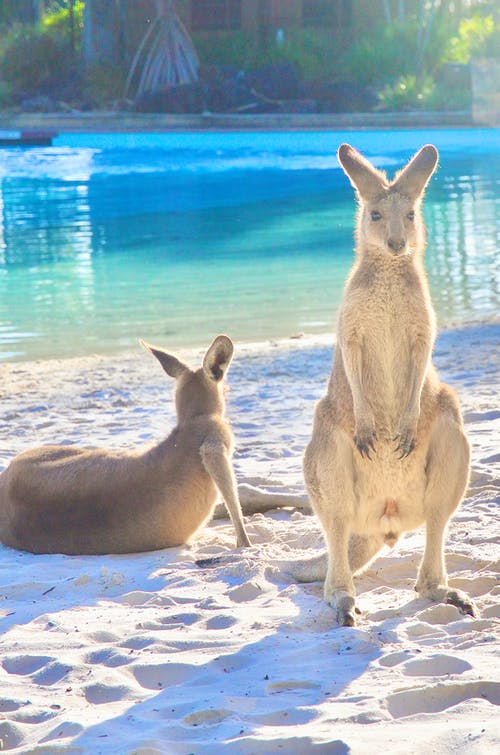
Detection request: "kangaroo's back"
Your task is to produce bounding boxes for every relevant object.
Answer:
[0,336,251,554]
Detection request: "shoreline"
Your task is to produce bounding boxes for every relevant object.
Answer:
[2,316,499,367]
[0,110,478,134]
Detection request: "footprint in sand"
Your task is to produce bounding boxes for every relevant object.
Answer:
[450,575,498,597]
[83,683,131,705]
[2,655,53,676]
[0,720,25,751]
[130,662,197,690]
[206,614,238,630]
[85,648,133,668]
[482,604,500,618]
[0,700,22,713]
[386,680,500,718]
[212,653,253,673]
[119,635,156,650]
[183,708,234,726]
[118,590,158,606]
[158,612,199,626]
[85,630,120,643]
[32,661,72,685]
[9,708,56,725]
[378,650,414,668]
[402,654,472,677]
[248,707,316,726]
[38,721,84,744]
[227,581,263,603]
[414,603,462,625]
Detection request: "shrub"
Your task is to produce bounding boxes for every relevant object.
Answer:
[377,72,472,112]
[445,14,497,63]
[0,3,83,103]
[192,31,258,71]
[0,24,68,97]
[261,29,345,80]
[341,20,452,87]
[42,0,84,51]
[377,75,435,111]
[193,28,344,80]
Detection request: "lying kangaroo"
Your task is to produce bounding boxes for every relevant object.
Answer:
[303,143,474,626]
[0,335,251,555]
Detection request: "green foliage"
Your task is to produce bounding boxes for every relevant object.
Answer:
[262,30,345,80]
[340,19,452,87]
[193,31,258,71]
[343,10,497,112]
[426,80,472,111]
[445,14,497,63]
[193,29,344,79]
[0,23,67,97]
[377,75,435,111]
[377,73,471,112]
[42,0,84,51]
[0,3,83,102]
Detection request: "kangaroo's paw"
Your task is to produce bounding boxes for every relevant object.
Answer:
[326,588,358,627]
[445,589,477,617]
[353,427,377,460]
[416,581,477,617]
[352,411,377,460]
[393,428,416,459]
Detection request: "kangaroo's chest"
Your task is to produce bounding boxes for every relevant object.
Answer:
[341,276,432,418]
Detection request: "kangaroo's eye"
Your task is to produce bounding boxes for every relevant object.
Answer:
[407,210,415,221]
[371,211,382,221]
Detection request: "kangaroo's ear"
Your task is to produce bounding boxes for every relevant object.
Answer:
[392,144,438,199]
[337,143,387,200]
[203,335,234,382]
[140,339,189,379]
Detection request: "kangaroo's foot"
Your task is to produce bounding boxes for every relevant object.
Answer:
[415,580,477,617]
[236,532,251,548]
[325,586,358,627]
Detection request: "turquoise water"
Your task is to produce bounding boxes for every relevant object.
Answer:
[0,129,499,361]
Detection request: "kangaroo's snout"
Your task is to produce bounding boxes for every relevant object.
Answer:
[387,237,406,253]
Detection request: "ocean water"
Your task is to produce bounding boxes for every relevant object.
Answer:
[0,128,498,361]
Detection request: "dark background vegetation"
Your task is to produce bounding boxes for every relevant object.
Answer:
[0,1,498,114]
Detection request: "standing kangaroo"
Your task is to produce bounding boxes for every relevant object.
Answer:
[303,144,474,626]
[0,335,251,555]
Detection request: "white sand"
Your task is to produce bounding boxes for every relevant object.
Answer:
[0,324,498,754]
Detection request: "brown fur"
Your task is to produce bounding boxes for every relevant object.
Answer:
[0,336,251,555]
[302,144,475,626]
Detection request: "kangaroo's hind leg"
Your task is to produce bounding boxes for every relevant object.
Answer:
[304,421,359,626]
[416,389,476,616]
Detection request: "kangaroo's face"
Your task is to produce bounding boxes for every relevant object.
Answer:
[359,191,424,257]
[337,143,438,257]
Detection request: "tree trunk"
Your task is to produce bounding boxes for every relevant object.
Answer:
[83,0,123,68]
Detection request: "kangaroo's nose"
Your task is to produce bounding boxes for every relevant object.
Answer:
[388,238,405,252]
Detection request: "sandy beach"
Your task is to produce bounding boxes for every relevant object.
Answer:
[0,322,499,754]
